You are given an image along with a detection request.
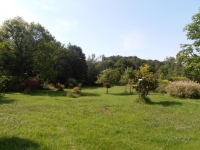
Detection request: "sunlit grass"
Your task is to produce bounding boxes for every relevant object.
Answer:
[0,86,200,149]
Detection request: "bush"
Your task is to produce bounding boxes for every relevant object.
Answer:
[0,76,21,92]
[166,81,200,99]
[21,77,39,93]
[73,86,81,94]
[42,82,56,90]
[103,82,111,88]
[65,86,82,98]
[133,75,158,98]
[155,80,169,94]
[56,83,65,91]
[168,76,190,82]
[66,78,77,88]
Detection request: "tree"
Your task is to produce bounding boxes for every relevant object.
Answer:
[0,17,57,82]
[67,44,88,84]
[177,8,200,82]
[159,57,184,79]
[86,54,99,85]
[133,74,158,102]
[120,67,135,93]
[96,68,121,93]
[54,45,73,85]
[133,64,158,103]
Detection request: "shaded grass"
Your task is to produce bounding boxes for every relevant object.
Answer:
[0,86,200,149]
[0,136,40,150]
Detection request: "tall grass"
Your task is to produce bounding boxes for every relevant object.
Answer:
[0,86,200,149]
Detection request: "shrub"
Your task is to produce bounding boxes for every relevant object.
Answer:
[42,82,56,90]
[65,86,82,98]
[103,82,111,94]
[20,77,39,93]
[66,78,77,88]
[66,90,79,98]
[77,83,82,88]
[133,75,158,98]
[103,82,111,88]
[66,91,79,98]
[166,81,200,99]
[73,86,81,94]
[0,76,21,92]
[56,83,65,91]
[155,84,168,94]
[155,80,169,94]
[168,76,190,82]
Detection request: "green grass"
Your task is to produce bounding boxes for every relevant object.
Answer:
[1,86,200,150]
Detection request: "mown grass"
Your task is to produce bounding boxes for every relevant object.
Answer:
[0,86,200,150]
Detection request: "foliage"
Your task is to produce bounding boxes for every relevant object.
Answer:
[103,82,111,88]
[0,18,89,89]
[96,68,120,93]
[66,91,79,98]
[0,75,21,92]
[120,67,135,85]
[67,44,88,84]
[96,68,121,85]
[176,8,200,82]
[20,77,39,93]
[73,86,81,94]
[139,64,151,76]
[155,80,169,94]
[158,57,184,79]
[56,83,65,91]
[86,54,100,85]
[120,67,136,94]
[168,76,190,82]
[66,78,77,88]
[133,75,158,98]
[0,17,57,81]
[166,81,200,99]
[133,64,158,101]
[42,82,56,90]
[66,86,82,98]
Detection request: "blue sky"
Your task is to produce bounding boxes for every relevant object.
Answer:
[0,0,200,61]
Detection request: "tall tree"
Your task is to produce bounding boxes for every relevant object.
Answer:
[0,17,57,81]
[177,8,200,82]
[66,44,88,84]
[86,54,99,85]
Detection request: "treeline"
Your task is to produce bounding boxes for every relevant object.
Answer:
[0,17,197,92]
[0,17,87,91]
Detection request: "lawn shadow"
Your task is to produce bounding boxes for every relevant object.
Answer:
[151,101,182,107]
[82,92,100,97]
[23,90,65,97]
[0,97,16,105]
[0,136,40,150]
[82,86,101,89]
[110,92,134,96]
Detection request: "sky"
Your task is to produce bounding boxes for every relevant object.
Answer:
[0,0,200,61]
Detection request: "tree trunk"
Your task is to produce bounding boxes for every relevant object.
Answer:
[106,87,108,94]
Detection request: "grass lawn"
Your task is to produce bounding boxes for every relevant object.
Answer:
[0,86,200,150]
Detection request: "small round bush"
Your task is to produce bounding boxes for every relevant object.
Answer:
[21,77,39,93]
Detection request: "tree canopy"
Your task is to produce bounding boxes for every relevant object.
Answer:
[177,8,200,82]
